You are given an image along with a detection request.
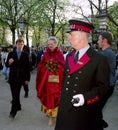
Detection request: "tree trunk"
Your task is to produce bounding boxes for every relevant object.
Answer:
[11,29,16,45]
[26,25,29,47]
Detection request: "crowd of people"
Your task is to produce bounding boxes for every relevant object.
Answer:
[0,18,117,130]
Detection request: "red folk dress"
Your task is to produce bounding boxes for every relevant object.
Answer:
[36,47,64,117]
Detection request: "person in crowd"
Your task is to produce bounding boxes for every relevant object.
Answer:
[36,36,65,126]
[63,46,73,60]
[0,47,3,70]
[1,47,9,80]
[6,39,30,118]
[54,19,110,130]
[36,46,48,66]
[30,46,37,72]
[13,35,30,98]
[36,47,44,66]
[97,31,116,128]
[116,53,118,69]
[116,43,118,69]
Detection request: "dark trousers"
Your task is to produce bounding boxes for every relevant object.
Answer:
[22,83,29,93]
[10,82,22,114]
[100,85,115,109]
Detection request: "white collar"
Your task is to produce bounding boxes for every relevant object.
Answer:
[76,45,90,59]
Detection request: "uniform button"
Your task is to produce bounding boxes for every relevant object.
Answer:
[74,84,77,87]
[66,88,69,91]
[67,81,70,84]
[68,75,70,78]
[75,77,78,79]
[78,71,82,74]
[67,69,69,72]
[73,90,76,93]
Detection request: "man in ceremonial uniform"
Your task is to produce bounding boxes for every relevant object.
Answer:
[54,19,110,130]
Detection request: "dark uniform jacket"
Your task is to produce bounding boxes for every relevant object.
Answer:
[6,51,30,84]
[55,47,110,130]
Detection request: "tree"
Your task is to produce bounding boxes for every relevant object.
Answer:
[108,2,118,39]
[0,0,40,45]
[0,26,9,46]
[31,0,69,46]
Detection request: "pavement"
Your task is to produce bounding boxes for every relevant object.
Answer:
[0,69,118,130]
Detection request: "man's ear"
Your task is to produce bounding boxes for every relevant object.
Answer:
[104,38,107,43]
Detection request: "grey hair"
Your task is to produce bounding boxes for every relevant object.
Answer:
[86,33,91,39]
[48,36,57,44]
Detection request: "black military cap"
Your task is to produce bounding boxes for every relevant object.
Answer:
[67,19,94,33]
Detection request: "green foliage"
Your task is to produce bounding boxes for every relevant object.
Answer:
[0,0,117,47]
[108,2,118,39]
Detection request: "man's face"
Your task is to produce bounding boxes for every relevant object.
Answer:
[98,35,104,48]
[68,31,85,50]
[16,42,24,51]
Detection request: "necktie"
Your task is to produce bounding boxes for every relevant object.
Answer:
[17,51,21,60]
[74,51,79,63]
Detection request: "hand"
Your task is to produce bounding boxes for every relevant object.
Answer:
[72,94,84,107]
[9,58,14,65]
[25,81,29,85]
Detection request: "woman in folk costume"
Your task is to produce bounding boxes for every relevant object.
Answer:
[36,36,65,126]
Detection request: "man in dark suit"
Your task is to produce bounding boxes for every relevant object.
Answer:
[13,35,30,98]
[6,39,30,118]
[54,19,110,130]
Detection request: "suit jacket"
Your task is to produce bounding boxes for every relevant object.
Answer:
[13,45,30,55]
[55,47,110,130]
[6,51,30,84]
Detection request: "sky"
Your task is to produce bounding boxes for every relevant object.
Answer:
[107,0,117,5]
[68,0,117,18]
[69,0,117,6]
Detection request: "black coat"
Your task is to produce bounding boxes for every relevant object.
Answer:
[55,47,110,130]
[6,51,30,84]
